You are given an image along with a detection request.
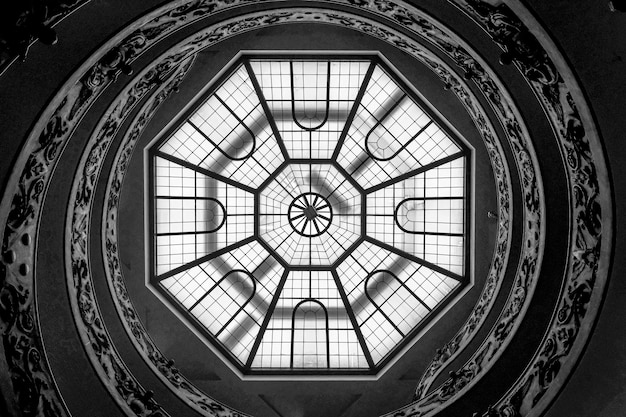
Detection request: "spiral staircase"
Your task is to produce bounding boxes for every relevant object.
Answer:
[0,1,624,416]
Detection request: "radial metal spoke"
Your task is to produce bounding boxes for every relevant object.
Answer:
[313,219,321,234]
[364,236,464,282]
[156,236,256,281]
[244,60,289,160]
[365,152,466,194]
[332,62,377,161]
[245,269,290,368]
[331,269,375,368]
[155,151,255,194]
[291,213,305,221]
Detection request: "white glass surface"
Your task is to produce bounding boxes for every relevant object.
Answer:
[150,56,468,372]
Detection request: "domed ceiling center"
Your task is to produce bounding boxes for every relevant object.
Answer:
[259,163,361,265]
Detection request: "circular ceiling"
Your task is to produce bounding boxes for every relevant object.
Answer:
[0,1,613,417]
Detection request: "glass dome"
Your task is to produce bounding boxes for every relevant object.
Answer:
[148,53,470,375]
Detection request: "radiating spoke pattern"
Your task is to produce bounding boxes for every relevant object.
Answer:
[288,192,333,237]
[148,55,470,374]
[259,164,361,266]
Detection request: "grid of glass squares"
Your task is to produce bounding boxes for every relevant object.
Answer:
[336,65,462,189]
[148,55,469,374]
[158,64,285,189]
[252,271,369,369]
[366,157,466,275]
[259,164,361,266]
[250,60,370,159]
[153,156,254,275]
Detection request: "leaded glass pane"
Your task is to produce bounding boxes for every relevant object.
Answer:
[148,54,470,374]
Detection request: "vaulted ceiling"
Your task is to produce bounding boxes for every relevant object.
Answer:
[0,1,624,417]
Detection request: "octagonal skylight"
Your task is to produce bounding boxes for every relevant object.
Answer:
[148,53,470,375]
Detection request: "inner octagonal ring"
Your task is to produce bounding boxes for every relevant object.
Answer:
[143,52,476,379]
[259,163,363,266]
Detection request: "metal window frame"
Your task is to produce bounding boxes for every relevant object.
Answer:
[146,52,472,376]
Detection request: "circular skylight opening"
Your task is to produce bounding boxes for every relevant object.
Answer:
[288,192,333,237]
[148,53,471,375]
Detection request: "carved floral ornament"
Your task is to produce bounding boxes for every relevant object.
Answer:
[0,2,611,417]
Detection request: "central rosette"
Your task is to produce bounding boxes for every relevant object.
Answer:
[260,164,362,266]
[288,192,332,236]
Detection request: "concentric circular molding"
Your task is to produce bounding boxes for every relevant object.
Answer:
[287,192,334,238]
[73,4,525,415]
[0,2,611,417]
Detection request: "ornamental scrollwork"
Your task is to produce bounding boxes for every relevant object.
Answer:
[68,55,198,417]
[462,0,559,85]
[0,2,609,417]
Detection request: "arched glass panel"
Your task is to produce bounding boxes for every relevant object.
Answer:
[336,65,462,189]
[250,58,371,159]
[158,64,284,188]
[291,61,330,131]
[291,300,329,368]
[395,197,464,235]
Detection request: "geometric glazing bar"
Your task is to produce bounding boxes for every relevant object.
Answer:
[336,64,463,190]
[160,64,285,188]
[250,270,369,369]
[331,269,375,368]
[153,155,254,275]
[161,240,284,364]
[366,156,466,276]
[335,240,460,364]
[244,60,290,161]
[249,59,371,159]
[246,268,290,368]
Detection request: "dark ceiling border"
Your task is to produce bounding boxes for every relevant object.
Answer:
[0,1,89,76]
[0,1,611,417]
